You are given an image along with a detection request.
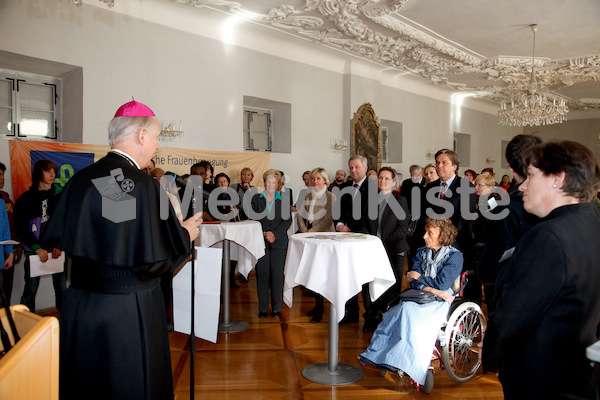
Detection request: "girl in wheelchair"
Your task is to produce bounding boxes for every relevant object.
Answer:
[359,218,463,386]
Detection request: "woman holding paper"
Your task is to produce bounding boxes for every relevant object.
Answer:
[14,159,66,312]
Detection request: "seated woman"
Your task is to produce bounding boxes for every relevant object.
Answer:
[358,218,462,386]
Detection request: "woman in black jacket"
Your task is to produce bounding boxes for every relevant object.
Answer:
[361,167,411,332]
[250,169,292,318]
[483,141,600,400]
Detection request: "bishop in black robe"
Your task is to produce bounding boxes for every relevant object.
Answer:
[41,100,200,400]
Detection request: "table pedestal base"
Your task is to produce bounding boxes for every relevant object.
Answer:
[302,362,364,385]
[218,320,249,333]
[301,304,364,385]
[219,239,249,334]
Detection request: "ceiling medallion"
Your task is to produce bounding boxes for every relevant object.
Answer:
[498,25,569,127]
[69,0,115,6]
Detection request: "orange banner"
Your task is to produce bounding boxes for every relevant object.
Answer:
[9,140,270,200]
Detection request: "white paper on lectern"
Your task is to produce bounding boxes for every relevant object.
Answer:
[28,252,65,277]
[172,246,222,343]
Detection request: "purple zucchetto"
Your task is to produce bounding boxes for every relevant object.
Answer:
[113,97,155,118]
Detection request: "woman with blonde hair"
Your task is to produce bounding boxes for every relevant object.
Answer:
[297,167,335,322]
[250,169,292,318]
[231,167,254,220]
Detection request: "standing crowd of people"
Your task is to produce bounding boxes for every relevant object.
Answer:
[0,97,598,399]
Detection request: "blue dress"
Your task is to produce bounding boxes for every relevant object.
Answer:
[359,245,463,384]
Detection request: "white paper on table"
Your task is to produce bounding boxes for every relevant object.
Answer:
[28,252,65,277]
[172,246,222,343]
[0,240,19,245]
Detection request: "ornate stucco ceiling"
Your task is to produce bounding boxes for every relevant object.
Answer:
[173,0,600,111]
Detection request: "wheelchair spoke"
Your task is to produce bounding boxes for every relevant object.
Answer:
[442,302,486,383]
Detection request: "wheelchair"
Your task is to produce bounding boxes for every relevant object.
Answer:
[379,273,487,394]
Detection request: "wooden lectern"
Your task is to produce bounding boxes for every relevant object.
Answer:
[0,305,59,400]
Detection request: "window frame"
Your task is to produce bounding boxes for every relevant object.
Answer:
[243,107,273,152]
[0,69,61,141]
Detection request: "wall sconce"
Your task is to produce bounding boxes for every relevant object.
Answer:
[160,120,183,140]
[486,157,496,164]
[426,151,435,159]
[332,138,348,152]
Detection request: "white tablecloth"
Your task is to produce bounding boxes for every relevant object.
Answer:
[283,232,396,322]
[197,220,265,278]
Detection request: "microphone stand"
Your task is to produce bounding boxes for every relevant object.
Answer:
[189,236,195,400]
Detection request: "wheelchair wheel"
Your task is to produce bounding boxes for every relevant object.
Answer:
[441,301,486,383]
[421,369,434,394]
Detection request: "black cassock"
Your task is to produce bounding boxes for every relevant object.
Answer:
[42,151,191,400]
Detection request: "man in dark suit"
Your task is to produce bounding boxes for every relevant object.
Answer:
[477,134,541,311]
[421,149,477,300]
[400,164,424,211]
[278,170,294,210]
[401,164,426,268]
[333,155,374,324]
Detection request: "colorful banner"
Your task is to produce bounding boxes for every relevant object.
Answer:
[9,140,270,201]
[151,147,270,188]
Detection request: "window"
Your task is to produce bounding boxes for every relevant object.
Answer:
[453,132,471,167]
[242,96,291,154]
[380,119,402,163]
[243,108,272,151]
[0,70,60,140]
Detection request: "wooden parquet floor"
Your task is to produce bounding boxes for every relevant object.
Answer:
[168,271,504,400]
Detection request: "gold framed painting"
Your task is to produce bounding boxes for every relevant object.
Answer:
[350,103,381,172]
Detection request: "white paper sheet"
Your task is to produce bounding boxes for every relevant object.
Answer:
[172,246,222,343]
[28,252,65,277]
[0,240,19,245]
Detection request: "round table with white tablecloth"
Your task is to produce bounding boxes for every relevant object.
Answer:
[197,220,265,332]
[283,232,396,385]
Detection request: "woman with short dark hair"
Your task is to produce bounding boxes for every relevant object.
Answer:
[483,140,600,400]
[359,218,462,387]
[361,166,411,332]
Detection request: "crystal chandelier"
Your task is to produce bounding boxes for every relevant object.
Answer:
[498,25,569,127]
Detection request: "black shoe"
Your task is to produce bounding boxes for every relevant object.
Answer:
[271,311,281,318]
[307,306,324,317]
[258,311,268,318]
[362,318,379,333]
[339,314,359,325]
[310,313,322,323]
